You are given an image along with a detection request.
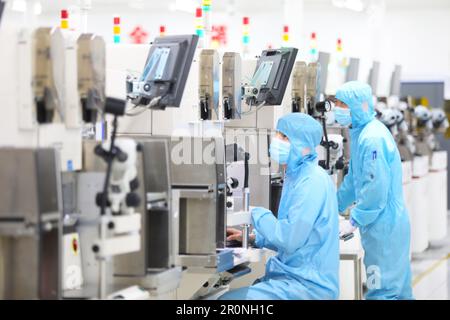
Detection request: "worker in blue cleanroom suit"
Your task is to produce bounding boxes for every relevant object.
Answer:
[220,113,340,300]
[334,81,414,300]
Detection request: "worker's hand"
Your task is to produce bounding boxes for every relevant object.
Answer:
[339,219,357,239]
[227,228,243,242]
[226,228,256,243]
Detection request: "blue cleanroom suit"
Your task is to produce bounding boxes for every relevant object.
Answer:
[335,81,414,300]
[220,113,340,300]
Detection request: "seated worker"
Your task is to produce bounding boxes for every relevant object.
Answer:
[220,113,340,300]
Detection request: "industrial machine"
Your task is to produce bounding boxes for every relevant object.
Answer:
[126,34,198,111]
[290,59,346,176]
[0,148,62,299]
[241,48,297,108]
[0,13,112,297]
[412,105,435,156]
[33,27,60,124]
[111,134,258,299]
[406,102,449,253]
[376,98,416,161]
[291,61,308,113]
[374,63,448,254]
[63,35,201,299]
[78,33,106,125]
[427,108,448,244]
[198,49,220,120]
[222,52,242,120]
[31,27,105,171]
[92,98,143,299]
[113,137,182,298]
[225,143,251,229]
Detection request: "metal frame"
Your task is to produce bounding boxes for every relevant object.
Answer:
[340,252,364,300]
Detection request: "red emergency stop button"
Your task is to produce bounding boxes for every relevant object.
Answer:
[72,238,78,254]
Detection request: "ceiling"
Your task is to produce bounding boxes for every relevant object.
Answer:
[6,0,450,15]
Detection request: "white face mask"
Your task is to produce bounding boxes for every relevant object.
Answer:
[269,138,291,165]
[334,107,352,127]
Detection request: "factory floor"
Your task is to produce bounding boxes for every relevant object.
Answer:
[411,212,450,299]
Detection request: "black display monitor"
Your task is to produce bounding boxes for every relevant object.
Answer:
[127,34,198,109]
[245,47,298,106]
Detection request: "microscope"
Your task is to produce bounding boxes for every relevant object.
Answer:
[91,97,143,299]
[95,138,141,215]
[413,105,435,155]
[377,103,399,135]
[431,109,449,151]
[376,99,417,161]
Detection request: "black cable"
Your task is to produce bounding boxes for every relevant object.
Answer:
[244,152,250,189]
[321,114,330,170]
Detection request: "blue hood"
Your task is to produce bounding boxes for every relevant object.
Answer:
[276,113,323,173]
[335,81,375,128]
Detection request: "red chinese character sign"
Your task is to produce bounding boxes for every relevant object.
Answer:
[129,26,149,44]
[211,25,227,49]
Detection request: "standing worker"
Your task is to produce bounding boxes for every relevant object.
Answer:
[221,113,340,300]
[334,81,414,300]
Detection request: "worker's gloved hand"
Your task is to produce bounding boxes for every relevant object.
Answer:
[339,219,357,240]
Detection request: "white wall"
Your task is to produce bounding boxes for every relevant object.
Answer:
[383,8,450,98]
[2,1,450,96]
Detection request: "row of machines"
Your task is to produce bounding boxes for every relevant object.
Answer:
[112,38,355,299]
[0,23,108,299]
[106,36,296,299]
[0,27,303,299]
[375,81,448,255]
[0,16,399,298]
